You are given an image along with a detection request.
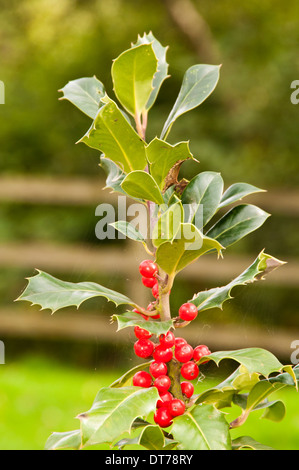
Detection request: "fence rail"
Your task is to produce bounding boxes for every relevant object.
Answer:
[0,175,299,214]
[0,175,298,350]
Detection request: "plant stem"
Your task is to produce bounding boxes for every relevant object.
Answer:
[168,359,185,402]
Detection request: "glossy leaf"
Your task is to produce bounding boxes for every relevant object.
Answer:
[195,389,236,409]
[171,404,231,450]
[110,221,145,242]
[232,436,274,450]
[219,182,266,209]
[100,156,126,195]
[121,170,164,205]
[45,430,82,450]
[79,97,147,173]
[206,204,270,248]
[16,270,135,314]
[133,32,169,110]
[268,364,299,387]
[59,76,105,119]
[261,400,286,422]
[112,311,173,336]
[112,44,157,117]
[191,251,285,313]
[245,381,285,413]
[155,223,223,276]
[161,64,221,139]
[78,386,159,447]
[196,348,290,378]
[152,202,183,248]
[181,171,224,228]
[146,138,194,190]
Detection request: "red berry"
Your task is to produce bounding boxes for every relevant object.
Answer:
[134,339,154,358]
[142,276,157,288]
[151,313,160,319]
[132,371,152,388]
[175,344,194,363]
[134,325,152,340]
[152,283,159,299]
[178,303,198,321]
[181,381,194,398]
[154,375,171,393]
[159,331,175,348]
[193,345,211,362]
[175,337,187,348]
[168,399,186,417]
[149,361,168,378]
[180,361,199,380]
[139,260,158,278]
[154,407,173,428]
[156,391,173,408]
[153,345,173,363]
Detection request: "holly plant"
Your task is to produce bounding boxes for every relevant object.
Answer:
[17,33,298,451]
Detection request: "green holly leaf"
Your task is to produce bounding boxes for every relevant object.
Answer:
[45,430,82,450]
[171,404,231,450]
[110,221,145,242]
[260,400,286,422]
[78,386,159,448]
[219,182,266,209]
[121,170,164,205]
[206,204,270,248]
[16,270,136,314]
[244,381,285,413]
[78,97,147,173]
[112,311,173,336]
[155,223,223,276]
[232,436,274,450]
[112,43,157,117]
[161,64,221,139]
[268,364,299,387]
[59,76,105,119]
[195,389,236,409]
[100,156,127,195]
[133,32,169,111]
[181,171,224,228]
[152,202,183,248]
[146,138,194,191]
[196,348,291,378]
[191,251,285,313]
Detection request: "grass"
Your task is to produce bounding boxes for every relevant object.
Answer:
[0,355,298,450]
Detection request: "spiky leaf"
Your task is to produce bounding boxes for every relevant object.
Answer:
[79,97,147,173]
[45,430,82,450]
[16,270,135,314]
[133,32,169,110]
[171,404,231,450]
[191,251,285,313]
[112,44,157,117]
[78,386,159,447]
[112,311,173,336]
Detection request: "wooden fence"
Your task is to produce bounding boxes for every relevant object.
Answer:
[0,175,298,357]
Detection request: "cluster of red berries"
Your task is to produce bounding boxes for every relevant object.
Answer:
[139,259,159,298]
[132,328,211,428]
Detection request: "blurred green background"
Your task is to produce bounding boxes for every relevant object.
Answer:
[0,0,298,450]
